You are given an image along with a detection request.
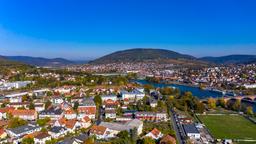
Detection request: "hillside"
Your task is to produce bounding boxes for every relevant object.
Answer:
[200,55,256,64]
[90,48,196,64]
[5,56,75,67]
[0,56,32,75]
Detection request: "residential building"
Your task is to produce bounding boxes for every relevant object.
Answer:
[39,107,63,120]
[145,128,163,140]
[49,126,69,139]
[183,124,201,140]
[10,109,37,120]
[6,124,41,138]
[77,98,96,119]
[160,135,176,144]
[135,112,168,122]
[34,132,51,144]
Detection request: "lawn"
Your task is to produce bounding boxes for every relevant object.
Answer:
[198,115,256,140]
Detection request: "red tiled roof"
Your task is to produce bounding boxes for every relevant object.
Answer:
[34,132,51,139]
[64,109,75,114]
[0,128,5,136]
[90,125,106,135]
[82,116,91,122]
[0,107,14,113]
[78,107,96,114]
[65,119,77,129]
[151,128,161,138]
[10,109,36,116]
[160,135,176,144]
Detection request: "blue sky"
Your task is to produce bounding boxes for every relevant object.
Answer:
[0,0,256,60]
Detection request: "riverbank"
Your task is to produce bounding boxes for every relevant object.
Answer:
[133,79,224,99]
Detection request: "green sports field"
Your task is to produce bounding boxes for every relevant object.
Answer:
[198,114,256,140]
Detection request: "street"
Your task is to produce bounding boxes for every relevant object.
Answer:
[170,109,186,144]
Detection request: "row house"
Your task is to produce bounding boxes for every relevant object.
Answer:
[77,98,96,119]
[0,107,14,120]
[5,92,28,103]
[10,109,37,120]
[120,88,145,101]
[8,102,30,109]
[6,124,41,138]
[64,108,77,119]
[135,112,168,122]
[39,107,64,120]
[34,132,51,144]
[101,95,117,102]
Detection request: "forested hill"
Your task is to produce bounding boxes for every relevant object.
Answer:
[90,48,196,64]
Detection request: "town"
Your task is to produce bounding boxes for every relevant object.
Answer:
[0,63,255,144]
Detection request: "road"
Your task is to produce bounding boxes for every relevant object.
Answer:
[170,109,185,144]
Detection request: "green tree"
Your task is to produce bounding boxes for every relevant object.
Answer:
[83,137,95,144]
[246,106,254,116]
[73,101,79,111]
[22,137,34,144]
[232,99,241,111]
[141,137,156,144]
[8,117,28,128]
[46,138,58,144]
[29,102,35,110]
[45,100,52,109]
[195,102,205,113]
[217,97,226,108]
[36,117,50,126]
[207,98,216,109]
[94,95,102,106]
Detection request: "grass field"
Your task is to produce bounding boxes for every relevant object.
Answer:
[198,115,256,140]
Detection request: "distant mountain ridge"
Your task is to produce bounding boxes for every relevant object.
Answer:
[3,56,76,67]
[200,55,256,64]
[90,48,195,64]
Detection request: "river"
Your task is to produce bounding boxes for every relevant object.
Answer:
[134,79,224,99]
[134,80,256,112]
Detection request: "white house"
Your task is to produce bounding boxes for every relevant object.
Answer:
[145,128,163,140]
[6,124,41,138]
[49,126,69,139]
[183,124,201,140]
[34,133,51,144]
[5,92,28,103]
[101,95,117,102]
[120,89,145,101]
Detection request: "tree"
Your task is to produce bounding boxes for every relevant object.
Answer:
[8,117,28,128]
[22,137,34,144]
[116,107,123,116]
[46,138,58,144]
[29,102,35,110]
[232,99,241,111]
[22,95,30,102]
[141,137,156,144]
[246,106,253,116]
[217,97,226,108]
[117,130,129,139]
[36,117,50,126]
[143,84,154,93]
[83,137,95,144]
[195,102,205,113]
[73,101,79,111]
[45,100,52,109]
[207,98,216,109]
[94,95,102,106]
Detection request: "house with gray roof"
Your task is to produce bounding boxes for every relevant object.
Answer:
[6,124,41,138]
